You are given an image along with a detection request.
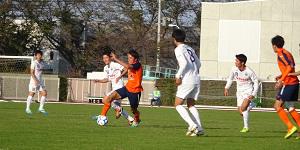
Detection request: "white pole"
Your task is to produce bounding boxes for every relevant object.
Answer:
[156,0,161,76]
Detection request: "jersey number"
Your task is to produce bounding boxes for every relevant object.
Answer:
[187,49,195,63]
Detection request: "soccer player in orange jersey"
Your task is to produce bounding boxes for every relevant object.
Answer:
[99,49,143,127]
[272,35,300,139]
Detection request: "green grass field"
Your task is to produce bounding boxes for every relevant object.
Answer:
[0,102,300,150]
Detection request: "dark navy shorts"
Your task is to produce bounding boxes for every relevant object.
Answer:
[276,84,299,101]
[116,86,141,109]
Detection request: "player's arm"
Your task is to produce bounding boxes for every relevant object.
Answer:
[94,78,109,83]
[111,53,136,70]
[116,68,127,83]
[288,71,300,76]
[30,62,39,85]
[249,72,259,99]
[30,69,39,85]
[224,69,234,96]
[175,50,188,86]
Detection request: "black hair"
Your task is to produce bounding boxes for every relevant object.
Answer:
[271,35,284,48]
[101,46,112,57]
[34,50,43,56]
[127,49,139,60]
[102,50,111,57]
[235,54,247,65]
[172,29,186,42]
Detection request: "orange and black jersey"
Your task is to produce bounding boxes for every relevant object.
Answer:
[125,62,143,93]
[277,48,299,85]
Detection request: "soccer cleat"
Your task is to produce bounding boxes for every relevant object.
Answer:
[240,128,249,133]
[130,119,141,127]
[25,109,32,115]
[115,107,122,119]
[186,125,197,136]
[284,126,297,139]
[190,128,205,137]
[38,109,48,115]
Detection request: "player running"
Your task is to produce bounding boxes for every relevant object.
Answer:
[172,29,204,136]
[271,35,300,139]
[25,50,48,115]
[98,50,143,127]
[94,49,134,123]
[224,54,259,133]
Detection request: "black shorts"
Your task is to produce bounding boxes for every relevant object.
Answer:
[276,84,299,101]
[116,86,141,109]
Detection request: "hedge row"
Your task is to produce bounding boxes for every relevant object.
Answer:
[156,79,300,108]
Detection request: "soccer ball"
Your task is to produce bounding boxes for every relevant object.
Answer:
[97,115,108,126]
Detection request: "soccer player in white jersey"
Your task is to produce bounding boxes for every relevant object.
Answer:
[25,50,48,115]
[172,29,204,136]
[224,54,259,133]
[94,50,134,123]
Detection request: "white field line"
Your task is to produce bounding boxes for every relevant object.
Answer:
[0,100,297,113]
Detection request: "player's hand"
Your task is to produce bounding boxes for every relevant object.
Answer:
[275,80,283,89]
[224,89,229,96]
[93,80,100,83]
[247,95,254,100]
[115,77,121,83]
[111,53,117,60]
[175,78,182,86]
[34,80,39,86]
[275,75,281,81]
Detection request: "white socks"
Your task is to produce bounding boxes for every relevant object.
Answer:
[111,100,134,122]
[39,96,46,110]
[189,106,203,130]
[26,96,33,110]
[242,110,249,128]
[175,105,195,127]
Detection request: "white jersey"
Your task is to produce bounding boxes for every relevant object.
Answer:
[104,62,124,90]
[225,66,259,96]
[175,44,201,84]
[29,60,45,85]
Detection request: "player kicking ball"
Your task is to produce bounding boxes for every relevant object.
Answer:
[172,29,204,136]
[271,35,300,139]
[94,49,134,124]
[25,50,48,115]
[98,50,143,127]
[224,54,259,133]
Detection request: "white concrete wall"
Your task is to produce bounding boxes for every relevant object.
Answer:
[200,0,300,81]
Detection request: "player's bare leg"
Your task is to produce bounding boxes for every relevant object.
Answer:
[187,98,204,136]
[25,92,35,114]
[101,91,121,116]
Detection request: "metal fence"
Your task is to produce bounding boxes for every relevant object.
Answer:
[0,73,60,101]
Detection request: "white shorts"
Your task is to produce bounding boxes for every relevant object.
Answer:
[236,89,253,107]
[176,84,200,100]
[28,83,46,93]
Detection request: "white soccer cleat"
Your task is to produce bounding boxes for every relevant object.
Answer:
[38,109,48,115]
[25,109,32,115]
[186,124,197,136]
[189,127,205,137]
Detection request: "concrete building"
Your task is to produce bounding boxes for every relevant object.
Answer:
[200,0,300,81]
